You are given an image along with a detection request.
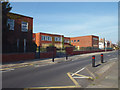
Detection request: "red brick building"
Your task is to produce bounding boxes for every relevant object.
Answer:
[33,32,70,49]
[33,32,99,50]
[70,35,99,49]
[2,12,35,53]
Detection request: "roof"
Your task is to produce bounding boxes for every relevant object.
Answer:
[70,35,99,38]
[36,32,64,37]
[8,12,33,19]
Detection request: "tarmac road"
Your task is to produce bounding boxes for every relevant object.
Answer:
[2,51,118,88]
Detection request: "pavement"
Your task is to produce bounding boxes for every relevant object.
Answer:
[0,50,116,71]
[65,52,118,88]
[87,60,118,88]
[1,50,118,89]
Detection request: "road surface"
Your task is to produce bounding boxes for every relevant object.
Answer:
[2,51,118,88]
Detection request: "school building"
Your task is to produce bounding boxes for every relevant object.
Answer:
[2,12,34,53]
[33,32,70,49]
[70,35,99,49]
[33,32,99,49]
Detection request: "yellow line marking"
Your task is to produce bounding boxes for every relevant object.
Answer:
[24,88,28,90]
[25,86,78,89]
[85,68,96,79]
[0,63,35,71]
[73,73,93,80]
[67,72,80,87]
[0,65,29,71]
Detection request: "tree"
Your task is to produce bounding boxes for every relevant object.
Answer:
[1,0,12,31]
[1,0,12,53]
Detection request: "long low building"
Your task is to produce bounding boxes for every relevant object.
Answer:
[33,32,99,49]
[70,35,99,49]
[33,32,70,48]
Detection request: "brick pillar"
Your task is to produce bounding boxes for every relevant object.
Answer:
[65,47,73,55]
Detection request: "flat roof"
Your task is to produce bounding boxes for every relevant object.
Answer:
[70,35,99,38]
[36,32,64,36]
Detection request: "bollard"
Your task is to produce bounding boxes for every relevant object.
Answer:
[52,57,54,62]
[52,51,54,62]
[66,54,68,60]
[92,55,95,67]
[101,53,104,63]
[38,46,40,58]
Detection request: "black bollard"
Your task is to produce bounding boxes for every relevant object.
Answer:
[52,52,54,62]
[38,46,40,58]
[52,57,54,62]
[101,53,104,63]
[66,54,68,60]
[92,55,95,67]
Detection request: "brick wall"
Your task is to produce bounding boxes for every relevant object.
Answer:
[2,53,35,63]
[40,52,56,59]
[65,47,112,55]
[40,47,56,59]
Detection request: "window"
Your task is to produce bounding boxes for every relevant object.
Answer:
[93,37,98,40]
[55,37,62,42]
[67,40,69,43]
[71,40,73,43]
[42,35,45,41]
[48,36,52,41]
[33,38,35,41]
[41,35,52,41]
[64,39,69,43]
[74,40,76,42]
[7,19,14,30]
[21,21,28,32]
[77,40,79,42]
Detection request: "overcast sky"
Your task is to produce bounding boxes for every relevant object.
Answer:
[10,2,118,43]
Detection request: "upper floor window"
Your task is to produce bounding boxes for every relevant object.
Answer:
[64,39,69,43]
[93,37,98,41]
[74,40,76,42]
[55,37,62,42]
[71,40,73,43]
[7,19,14,30]
[41,35,52,41]
[21,21,28,32]
[77,40,79,42]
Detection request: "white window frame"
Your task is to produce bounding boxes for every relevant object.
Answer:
[7,19,14,30]
[42,35,45,41]
[55,37,61,42]
[41,35,52,41]
[47,36,52,41]
[64,39,70,43]
[93,37,98,40]
[21,21,28,32]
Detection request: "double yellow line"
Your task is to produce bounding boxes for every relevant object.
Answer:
[0,63,33,71]
[24,72,81,90]
[24,86,79,90]
[67,72,80,87]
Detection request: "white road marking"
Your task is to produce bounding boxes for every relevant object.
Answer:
[109,58,117,61]
[107,55,111,56]
[73,77,90,79]
[72,67,85,76]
